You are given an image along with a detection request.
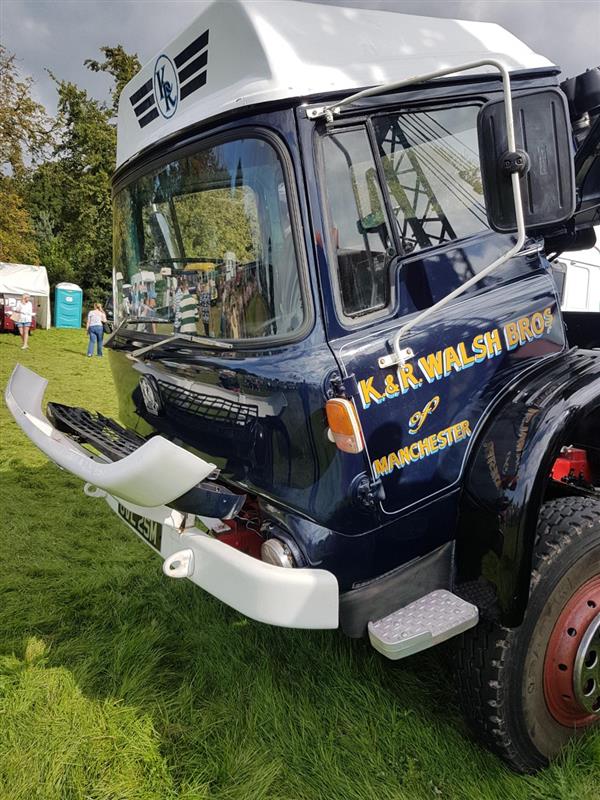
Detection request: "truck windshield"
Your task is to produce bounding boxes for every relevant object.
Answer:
[113,136,305,341]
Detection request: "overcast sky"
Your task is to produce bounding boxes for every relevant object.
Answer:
[2,0,599,114]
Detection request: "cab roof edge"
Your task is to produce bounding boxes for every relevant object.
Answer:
[116,0,554,168]
[306,58,515,121]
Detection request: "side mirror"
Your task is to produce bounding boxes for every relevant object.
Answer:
[478,88,576,233]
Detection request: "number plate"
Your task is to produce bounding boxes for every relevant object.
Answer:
[117,504,162,551]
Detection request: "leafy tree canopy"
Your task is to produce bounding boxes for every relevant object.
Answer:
[0,45,54,180]
[0,46,54,264]
[0,44,141,303]
[84,45,141,116]
[0,182,40,263]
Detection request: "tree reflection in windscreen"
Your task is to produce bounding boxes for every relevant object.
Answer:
[113,137,304,340]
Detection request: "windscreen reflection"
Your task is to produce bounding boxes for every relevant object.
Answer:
[113,137,305,341]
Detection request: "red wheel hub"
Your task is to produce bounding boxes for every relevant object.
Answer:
[543,575,600,726]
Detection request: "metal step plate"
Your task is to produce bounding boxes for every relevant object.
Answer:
[368,590,479,660]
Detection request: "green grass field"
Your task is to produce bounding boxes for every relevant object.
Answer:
[0,329,598,800]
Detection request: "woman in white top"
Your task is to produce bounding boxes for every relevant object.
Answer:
[86,303,107,357]
[13,293,34,349]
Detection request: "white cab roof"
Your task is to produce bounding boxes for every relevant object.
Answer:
[116,0,554,168]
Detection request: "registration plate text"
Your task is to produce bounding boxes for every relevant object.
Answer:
[117,504,162,551]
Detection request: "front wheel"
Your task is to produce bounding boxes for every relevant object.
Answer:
[454,496,600,772]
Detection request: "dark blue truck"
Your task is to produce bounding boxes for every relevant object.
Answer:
[6,0,599,773]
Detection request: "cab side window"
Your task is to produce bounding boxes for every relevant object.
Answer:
[321,106,491,322]
[321,129,394,317]
[373,106,489,255]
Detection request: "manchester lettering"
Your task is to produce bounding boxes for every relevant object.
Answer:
[372,419,472,478]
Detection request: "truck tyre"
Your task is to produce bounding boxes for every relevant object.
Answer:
[454,496,600,772]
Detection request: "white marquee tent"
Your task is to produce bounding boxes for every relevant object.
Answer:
[0,262,51,328]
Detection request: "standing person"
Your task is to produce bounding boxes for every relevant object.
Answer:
[141,296,157,334]
[199,278,211,335]
[178,281,199,334]
[173,278,186,333]
[120,291,131,318]
[86,302,107,358]
[12,293,34,349]
[137,295,151,332]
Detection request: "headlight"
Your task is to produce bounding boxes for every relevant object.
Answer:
[261,538,296,568]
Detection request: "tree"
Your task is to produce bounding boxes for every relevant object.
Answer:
[0,181,39,263]
[84,45,141,116]
[22,46,141,301]
[1,43,141,295]
[25,79,115,301]
[0,47,53,264]
[0,45,53,180]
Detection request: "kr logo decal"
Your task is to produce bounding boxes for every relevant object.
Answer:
[154,54,178,119]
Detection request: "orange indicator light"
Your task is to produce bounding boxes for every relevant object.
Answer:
[325,398,365,454]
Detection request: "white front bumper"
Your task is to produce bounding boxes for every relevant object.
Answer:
[105,494,339,629]
[5,364,216,507]
[5,363,339,629]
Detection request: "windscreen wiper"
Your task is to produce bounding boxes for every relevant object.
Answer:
[105,316,171,347]
[122,316,172,323]
[130,332,233,359]
[103,315,132,346]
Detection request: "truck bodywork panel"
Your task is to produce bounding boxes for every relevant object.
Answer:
[107,73,596,600]
[457,347,600,624]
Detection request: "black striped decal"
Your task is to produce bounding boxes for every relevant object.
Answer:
[139,108,160,128]
[176,29,209,102]
[127,28,209,129]
[129,78,152,107]
[178,50,208,84]
[180,70,208,100]
[128,76,157,128]
[174,29,209,69]
[134,94,155,117]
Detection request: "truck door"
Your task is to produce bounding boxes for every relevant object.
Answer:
[318,105,566,515]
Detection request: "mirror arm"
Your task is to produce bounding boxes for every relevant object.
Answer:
[309,59,526,372]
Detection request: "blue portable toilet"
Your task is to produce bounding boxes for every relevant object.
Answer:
[54,282,83,328]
